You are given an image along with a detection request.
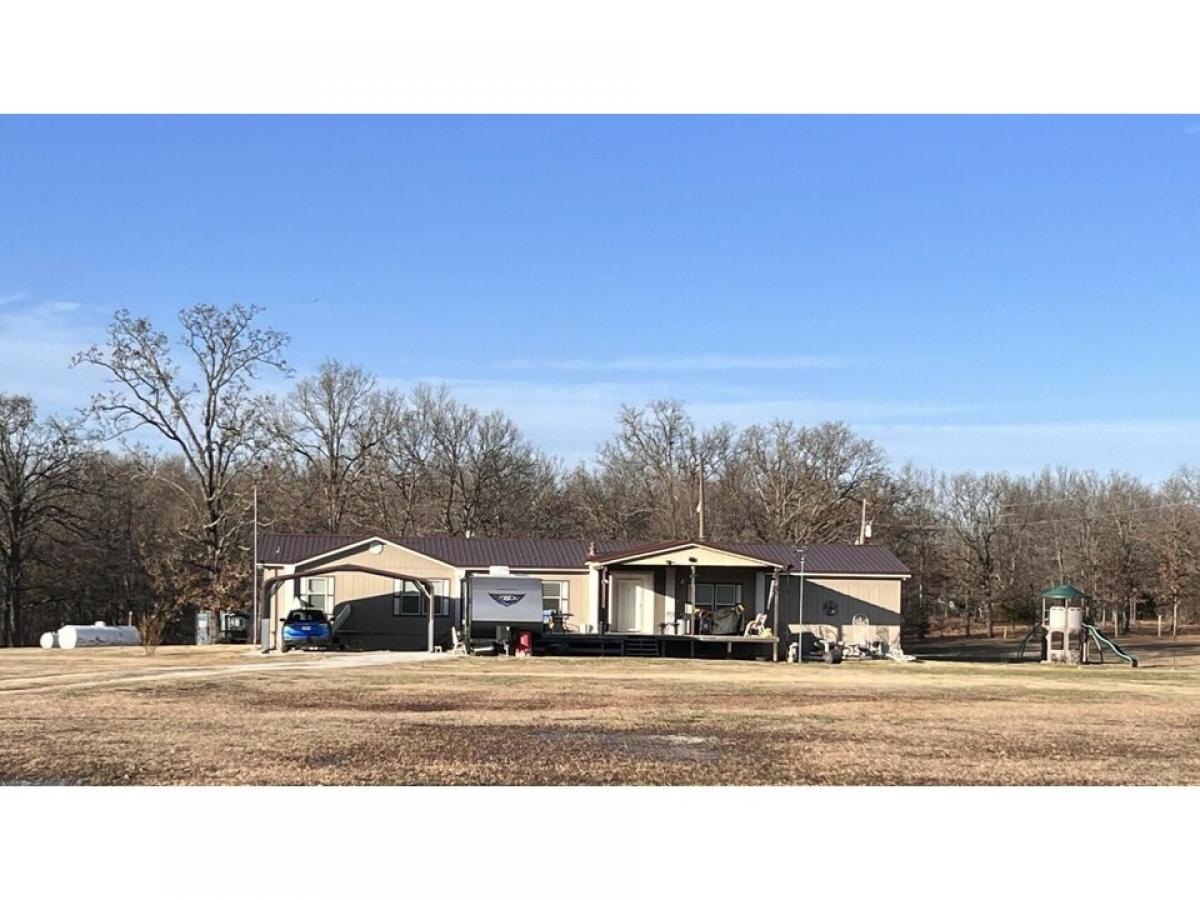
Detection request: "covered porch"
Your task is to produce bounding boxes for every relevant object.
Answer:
[586,541,784,658]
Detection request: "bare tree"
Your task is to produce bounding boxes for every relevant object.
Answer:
[356,389,436,536]
[422,387,559,537]
[350,384,561,539]
[1152,471,1199,637]
[592,400,735,540]
[885,465,951,637]
[128,459,199,654]
[1096,472,1155,634]
[942,471,1007,637]
[73,304,290,606]
[265,360,382,532]
[0,395,84,646]
[735,420,887,544]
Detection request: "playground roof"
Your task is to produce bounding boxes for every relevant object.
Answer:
[1041,584,1087,600]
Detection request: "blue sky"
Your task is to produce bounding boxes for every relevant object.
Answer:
[2,115,1199,477]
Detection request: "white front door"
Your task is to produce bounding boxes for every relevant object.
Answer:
[614,578,652,633]
[613,575,651,632]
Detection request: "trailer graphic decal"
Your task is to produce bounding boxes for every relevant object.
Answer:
[488,592,526,607]
[470,576,544,624]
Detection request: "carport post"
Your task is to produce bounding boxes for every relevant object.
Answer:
[464,572,473,654]
[796,546,807,663]
[426,579,435,653]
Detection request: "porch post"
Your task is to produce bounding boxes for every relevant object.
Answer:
[688,563,697,632]
[588,565,601,633]
[602,567,611,634]
[665,565,676,630]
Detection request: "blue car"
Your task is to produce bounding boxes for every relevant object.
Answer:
[280,608,333,652]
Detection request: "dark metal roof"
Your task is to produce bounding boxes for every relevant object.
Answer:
[257,533,909,575]
[256,533,639,569]
[257,533,370,566]
[589,539,910,575]
[398,537,638,570]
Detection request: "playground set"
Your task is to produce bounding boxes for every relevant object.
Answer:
[1015,584,1138,666]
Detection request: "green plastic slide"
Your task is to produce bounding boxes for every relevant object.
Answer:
[1085,624,1138,667]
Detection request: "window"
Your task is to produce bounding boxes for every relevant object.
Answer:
[542,580,570,614]
[393,579,422,616]
[430,579,450,617]
[394,578,451,617]
[692,582,741,613]
[301,576,334,612]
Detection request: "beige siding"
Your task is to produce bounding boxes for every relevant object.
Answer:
[301,542,459,589]
[517,571,593,632]
[613,546,773,568]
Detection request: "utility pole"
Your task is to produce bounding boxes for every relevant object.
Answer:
[251,483,258,646]
[696,455,706,541]
[858,498,869,545]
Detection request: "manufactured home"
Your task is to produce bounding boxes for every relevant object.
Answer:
[258,533,910,656]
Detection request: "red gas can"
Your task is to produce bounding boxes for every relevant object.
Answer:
[516,630,533,656]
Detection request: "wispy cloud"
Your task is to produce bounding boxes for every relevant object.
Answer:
[372,368,1200,478]
[0,290,31,307]
[498,354,846,373]
[0,293,107,410]
[863,420,1200,481]
[374,372,1005,466]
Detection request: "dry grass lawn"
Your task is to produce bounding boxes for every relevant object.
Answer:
[3,639,1200,785]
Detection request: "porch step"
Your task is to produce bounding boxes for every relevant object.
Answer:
[622,636,661,658]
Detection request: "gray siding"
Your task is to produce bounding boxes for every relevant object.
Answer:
[776,575,903,647]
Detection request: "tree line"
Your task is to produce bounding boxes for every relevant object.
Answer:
[3,302,1198,646]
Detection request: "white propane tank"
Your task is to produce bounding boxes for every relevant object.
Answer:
[1066,607,1083,631]
[39,631,59,649]
[1047,606,1067,630]
[58,622,141,650]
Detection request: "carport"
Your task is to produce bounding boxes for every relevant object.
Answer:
[260,565,438,652]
